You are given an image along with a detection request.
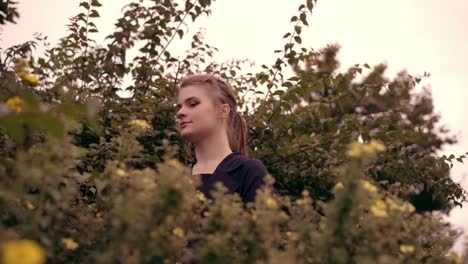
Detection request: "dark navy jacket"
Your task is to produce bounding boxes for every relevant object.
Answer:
[191,152,269,204]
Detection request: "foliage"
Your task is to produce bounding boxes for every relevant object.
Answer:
[0,0,19,26]
[0,0,467,263]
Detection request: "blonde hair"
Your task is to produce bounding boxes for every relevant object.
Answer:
[178,74,248,157]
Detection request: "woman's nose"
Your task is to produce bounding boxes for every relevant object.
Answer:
[176,107,185,119]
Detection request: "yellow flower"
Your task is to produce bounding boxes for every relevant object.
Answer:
[128,119,151,130]
[167,158,182,169]
[399,244,415,254]
[363,140,386,155]
[369,139,386,152]
[140,177,157,190]
[385,198,415,213]
[347,140,386,158]
[172,227,184,238]
[14,59,40,86]
[332,182,344,193]
[370,200,388,217]
[1,239,46,264]
[115,169,126,177]
[25,201,36,210]
[346,142,363,158]
[362,144,373,153]
[24,75,39,86]
[251,212,257,220]
[16,71,27,78]
[6,96,24,113]
[361,180,378,193]
[196,192,207,202]
[266,197,278,209]
[400,202,415,213]
[385,197,399,210]
[286,232,298,241]
[61,238,79,250]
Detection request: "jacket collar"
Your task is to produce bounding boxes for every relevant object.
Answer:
[191,151,248,174]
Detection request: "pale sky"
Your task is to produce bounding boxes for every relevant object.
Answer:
[2,0,467,253]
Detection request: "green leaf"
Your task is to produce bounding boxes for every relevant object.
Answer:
[307,0,314,11]
[284,43,294,51]
[185,1,194,11]
[79,2,90,9]
[294,26,302,34]
[24,115,65,139]
[0,116,24,145]
[294,36,302,44]
[282,81,293,88]
[300,13,308,26]
[91,0,102,7]
[89,10,100,18]
[22,92,40,112]
[272,90,285,96]
[200,0,209,7]
[280,100,292,112]
[311,82,325,94]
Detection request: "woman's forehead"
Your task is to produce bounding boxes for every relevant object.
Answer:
[177,85,213,102]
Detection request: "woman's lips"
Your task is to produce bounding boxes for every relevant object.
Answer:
[180,122,191,128]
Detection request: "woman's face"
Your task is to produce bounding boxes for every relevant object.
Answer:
[176,85,226,142]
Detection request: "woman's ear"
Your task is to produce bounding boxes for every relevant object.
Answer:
[219,103,230,118]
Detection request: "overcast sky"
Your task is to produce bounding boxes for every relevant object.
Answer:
[2,0,467,253]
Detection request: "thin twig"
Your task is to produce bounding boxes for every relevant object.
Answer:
[262,18,302,103]
[266,134,354,166]
[81,0,91,93]
[143,0,199,97]
[172,60,182,95]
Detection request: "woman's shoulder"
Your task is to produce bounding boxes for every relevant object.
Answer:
[239,158,268,173]
[234,155,268,180]
[235,155,272,203]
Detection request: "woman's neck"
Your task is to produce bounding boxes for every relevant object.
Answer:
[193,131,232,167]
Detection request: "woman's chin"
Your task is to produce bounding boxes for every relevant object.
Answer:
[181,131,207,145]
[180,129,196,141]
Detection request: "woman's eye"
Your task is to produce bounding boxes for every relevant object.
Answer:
[189,102,199,107]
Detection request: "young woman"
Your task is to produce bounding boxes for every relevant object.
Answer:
[175,74,270,204]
